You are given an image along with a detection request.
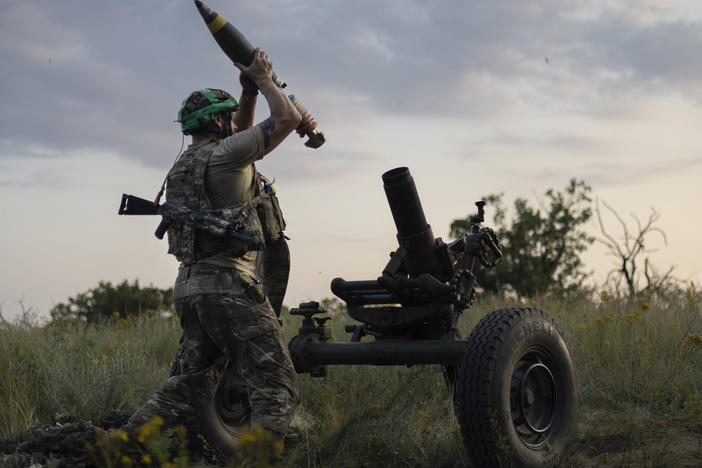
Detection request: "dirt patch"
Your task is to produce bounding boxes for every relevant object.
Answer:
[0,412,131,467]
[573,433,631,456]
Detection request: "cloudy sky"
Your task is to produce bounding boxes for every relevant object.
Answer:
[1,0,701,320]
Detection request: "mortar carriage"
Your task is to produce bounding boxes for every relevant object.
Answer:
[202,167,577,467]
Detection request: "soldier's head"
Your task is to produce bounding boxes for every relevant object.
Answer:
[177,88,238,137]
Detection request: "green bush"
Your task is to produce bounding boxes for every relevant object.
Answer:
[450,179,594,297]
[50,279,173,323]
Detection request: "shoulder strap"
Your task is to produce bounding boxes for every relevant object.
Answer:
[251,162,261,197]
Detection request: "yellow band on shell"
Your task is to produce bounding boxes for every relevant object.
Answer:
[207,15,227,34]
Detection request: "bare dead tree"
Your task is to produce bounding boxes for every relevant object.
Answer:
[595,199,675,297]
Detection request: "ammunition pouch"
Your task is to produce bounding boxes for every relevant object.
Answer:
[253,191,286,243]
[194,191,286,262]
[167,220,198,266]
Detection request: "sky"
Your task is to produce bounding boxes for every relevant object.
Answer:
[1,0,701,320]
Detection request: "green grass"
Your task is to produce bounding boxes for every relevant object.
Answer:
[1,287,701,467]
[0,312,180,436]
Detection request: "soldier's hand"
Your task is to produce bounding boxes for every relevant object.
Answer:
[234,48,273,86]
[296,111,318,138]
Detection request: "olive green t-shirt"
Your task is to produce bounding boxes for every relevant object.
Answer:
[205,126,264,209]
[197,126,265,277]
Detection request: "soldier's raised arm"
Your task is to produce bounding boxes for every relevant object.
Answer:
[232,71,258,131]
[235,48,301,155]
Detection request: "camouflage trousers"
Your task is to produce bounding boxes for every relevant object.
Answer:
[124,266,299,436]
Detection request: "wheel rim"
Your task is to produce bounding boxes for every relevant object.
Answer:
[510,348,558,448]
[214,373,251,426]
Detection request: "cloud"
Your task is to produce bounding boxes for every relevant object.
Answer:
[2,0,702,178]
[480,132,605,154]
[280,0,702,114]
[0,1,199,167]
[569,12,702,100]
[261,146,386,183]
[582,156,702,187]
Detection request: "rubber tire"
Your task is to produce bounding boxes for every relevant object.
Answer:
[455,307,577,467]
[190,363,251,460]
[170,354,250,461]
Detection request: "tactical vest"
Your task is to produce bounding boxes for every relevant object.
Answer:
[165,141,286,266]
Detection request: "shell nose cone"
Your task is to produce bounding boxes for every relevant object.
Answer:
[194,0,215,20]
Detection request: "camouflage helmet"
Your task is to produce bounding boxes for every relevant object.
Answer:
[177,88,238,134]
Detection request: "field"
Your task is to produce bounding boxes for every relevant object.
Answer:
[1,287,701,467]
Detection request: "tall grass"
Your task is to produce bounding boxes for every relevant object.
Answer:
[1,287,701,467]
[556,288,702,467]
[0,312,180,436]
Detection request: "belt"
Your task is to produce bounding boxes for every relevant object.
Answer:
[188,263,214,274]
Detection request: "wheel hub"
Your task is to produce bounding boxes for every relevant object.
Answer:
[510,351,558,447]
[519,362,555,433]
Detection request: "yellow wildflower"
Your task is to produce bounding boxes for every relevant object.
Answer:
[600,290,613,302]
[135,416,164,444]
[594,312,615,327]
[683,333,702,347]
[239,430,257,444]
[623,309,641,325]
[236,425,283,459]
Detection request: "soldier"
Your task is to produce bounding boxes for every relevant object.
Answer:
[123,48,314,443]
